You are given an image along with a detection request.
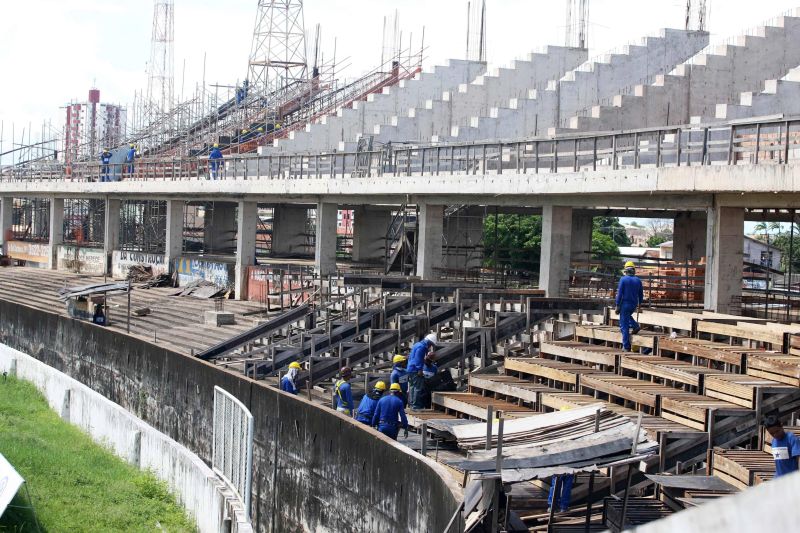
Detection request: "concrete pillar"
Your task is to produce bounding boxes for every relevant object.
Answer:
[271,205,308,256]
[0,197,12,255]
[352,206,392,263]
[236,201,258,300]
[539,206,573,297]
[315,202,338,275]
[704,206,744,313]
[443,206,484,271]
[48,197,64,269]
[203,202,237,254]
[165,200,184,268]
[104,199,120,275]
[571,211,594,258]
[416,204,445,280]
[673,211,707,262]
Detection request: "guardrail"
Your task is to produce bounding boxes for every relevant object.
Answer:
[3,116,800,183]
[212,386,253,520]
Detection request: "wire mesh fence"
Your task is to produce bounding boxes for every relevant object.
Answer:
[212,386,253,520]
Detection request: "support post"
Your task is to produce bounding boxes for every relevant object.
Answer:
[49,197,64,269]
[236,201,258,300]
[165,200,184,269]
[704,206,744,313]
[539,206,573,297]
[0,196,13,255]
[416,203,445,280]
[315,202,338,275]
[104,198,121,275]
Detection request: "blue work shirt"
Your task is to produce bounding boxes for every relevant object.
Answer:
[407,339,432,373]
[101,152,112,164]
[126,148,136,161]
[772,431,800,477]
[390,365,410,393]
[355,391,381,423]
[615,275,644,307]
[371,394,408,430]
[335,379,354,414]
[280,375,298,395]
[423,362,438,379]
[209,148,223,161]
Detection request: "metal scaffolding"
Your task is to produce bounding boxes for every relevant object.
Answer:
[120,200,167,253]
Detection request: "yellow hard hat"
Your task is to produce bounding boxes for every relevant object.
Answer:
[289,361,301,370]
[213,143,219,148]
[374,381,387,391]
[258,127,264,132]
[390,383,402,392]
[130,143,135,148]
[392,354,407,364]
[624,261,636,269]
[242,129,248,133]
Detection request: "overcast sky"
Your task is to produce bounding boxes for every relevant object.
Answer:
[2,0,800,161]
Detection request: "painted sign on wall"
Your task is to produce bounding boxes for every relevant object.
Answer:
[111,250,168,279]
[57,246,106,275]
[174,257,234,288]
[6,241,51,266]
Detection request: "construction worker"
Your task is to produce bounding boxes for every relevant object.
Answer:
[209,143,223,179]
[280,361,302,395]
[100,148,112,182]
[371,383,409,440]
[764,414,800,477]
[615,261,644,352]
[390,354,409,401]
[257,126,265,137]
[407,333,437,410]
[334,366,354,416]
[355,381,386,425]
[125,143,136,177]
[420,351,439,409]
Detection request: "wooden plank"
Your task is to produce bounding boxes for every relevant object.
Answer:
[504,357,604,388]
[696,321,786,349]
[660,392,748,431]
[620,355,707,388]
[704,374,796,409]
[657,337,749,368]
[610,308,695,331]
[432,392,535,420]
[468,373,553,404]
[575,324,659,349]
[747,354,800,387]
[579,374,675,408]
[540,341,619,368]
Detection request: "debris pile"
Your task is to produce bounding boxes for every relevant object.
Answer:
[168,280,227,299]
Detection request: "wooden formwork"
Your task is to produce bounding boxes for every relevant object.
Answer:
[747,353,800,386]
[579,374,679,414]
[620,355,709,390]
[574,324,661,351]
[431,391,535,420]
[658,391,749,432]
[603,497,674,532]
[467,373,554,406]
[504,357,607,390]
[711,449,775,490]
[540,341,620,370]
[657,336,750,371]
[703,373,798,409]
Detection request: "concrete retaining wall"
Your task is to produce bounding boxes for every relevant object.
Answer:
[0,298,462,533]
[0,343,250,533]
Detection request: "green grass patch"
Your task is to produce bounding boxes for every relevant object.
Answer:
[0,376,195,532]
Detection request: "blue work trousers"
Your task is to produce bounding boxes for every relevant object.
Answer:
[619,303,639,351]
[377,423,399,440]
[408,373,426,410]
[547,474,574,512]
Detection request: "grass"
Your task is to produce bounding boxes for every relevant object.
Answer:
[0,376,196,533]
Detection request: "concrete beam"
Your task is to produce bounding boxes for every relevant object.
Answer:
[704,206,744,313]
[673,211,706,262]
[0,197,12,255]
[48,197,64,269]
[165,200,184,267]
[104,198,120,275]
[352,206,392,263]
[203,202,237,254]
[417,204,445,280]
[271,205,309,256]
[236,201,257,300]
[539,206,572,297]
[315,202,338,275]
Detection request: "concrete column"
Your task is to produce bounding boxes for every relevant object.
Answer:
[673,211,707,262]
[0,197,12,255]
[352,206,392,263]
[416,204,445,280]
[48,197,64,269]
[236,201,258,300]
[539,206,573,297]
[315,202,338,275]
[443,206,484,271]
[271,205,308,256]
[704,206,744,313]
[570,211,594,258]
[104,199,120,275]
[165,200,184,268]
[203,202,237,254]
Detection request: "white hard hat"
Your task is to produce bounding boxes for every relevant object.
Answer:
[424,333,438,344]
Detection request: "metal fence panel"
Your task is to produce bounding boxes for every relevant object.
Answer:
[212,385,254,519]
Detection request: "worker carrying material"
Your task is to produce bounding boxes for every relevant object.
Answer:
[280,361,302,395]
[371,383,409,440]
[407,333,437,410]
[355,381,386,425]
[209,143,223,180]
[764,414,800,477]
[615,261,644,352]
[334,366,354,416]
[125,143,136,177]
[390,354,409,404]
[419,352,439,409]
[100,149,112,182]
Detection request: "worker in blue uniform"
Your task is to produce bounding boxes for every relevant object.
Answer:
[407,333,437,410]
[280,361,302,395]
[208,143,223,179]
[390,354,409,404]
[355,381,386,425]
[548,474,575,513]
[615,261,644,351]
[100,149,112,182]
[764,415,800,477]
[371,383,409,440]
[125,144,136,177]
[420,352,439,409]
[334,366,354,416]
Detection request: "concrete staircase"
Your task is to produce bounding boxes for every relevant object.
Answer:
[716,65,800,121]
[265,59,486,154]
[440,29,708,143]
[559,11,800,133]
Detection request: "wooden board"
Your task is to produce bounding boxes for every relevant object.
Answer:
[695,321,787,350]
[431,392,535,420]
[747,353,800,387]
[659,391,748,431]
[657,337,750,369]
[540,341,619,368]
[609,308,695,331]
[620,355,708,388]
[579,374,677,409]
[574,324,660,349]
[468,373,554,405]
[704,374,796,409]
[712,449,775,489]
[504,357,606,388]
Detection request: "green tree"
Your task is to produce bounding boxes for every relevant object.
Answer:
[647,234,669,247]
[593,216,631,246]
[591,230,621,260]
[771,224,800,273]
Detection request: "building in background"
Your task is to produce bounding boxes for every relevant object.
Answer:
[63,88,126,164]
